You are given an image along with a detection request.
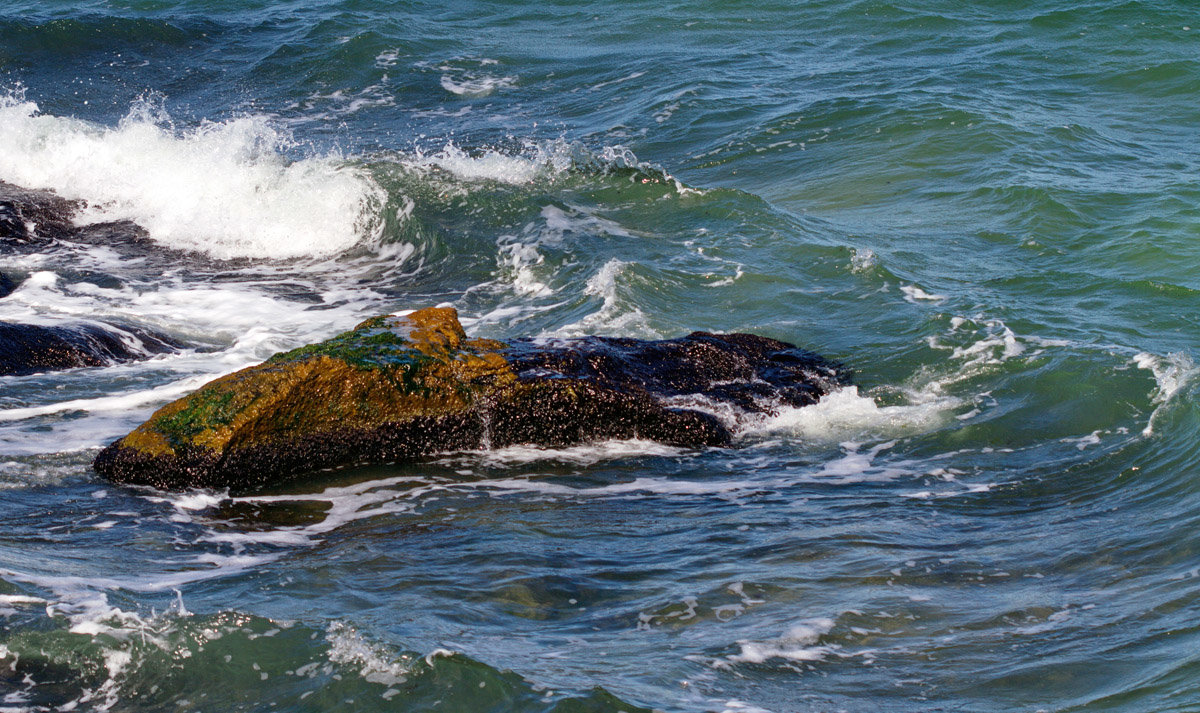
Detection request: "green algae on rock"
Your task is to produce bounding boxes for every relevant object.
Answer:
[94,307,849,492]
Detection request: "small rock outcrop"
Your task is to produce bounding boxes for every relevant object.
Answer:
[0,322,180,377]
[0,180,149,247]
[0,180,78,244]
[94,307,848,492]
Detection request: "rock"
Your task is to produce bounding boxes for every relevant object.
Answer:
[0,272,17,299]
[0,180,151,248]
[0,180,79,244]
[94,307,849,492]
[0,322,181,377]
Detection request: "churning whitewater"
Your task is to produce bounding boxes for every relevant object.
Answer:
[3,1,1200,712]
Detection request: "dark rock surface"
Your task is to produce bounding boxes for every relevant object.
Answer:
[0,272,17,299]
[95,307,849,492]
[0,180,150,247]
[0,322,181,377]
[0,180,78,244]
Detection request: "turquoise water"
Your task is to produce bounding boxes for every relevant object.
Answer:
[2,1,1200,710]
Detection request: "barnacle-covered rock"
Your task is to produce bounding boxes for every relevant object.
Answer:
[94,307,848,491]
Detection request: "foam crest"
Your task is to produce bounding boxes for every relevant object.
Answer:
[400,138,700,199]
[901,284,946,303]
[440,74,517,96]
[930,316,1026,367]
[743,387,957,443]
[549,259,656,338]
[407,140,574,184]
[489,204,636,299]
[726,618,837,665]
[0,91,383,259]
[326,621,414,687]
[1134,351,1197,436]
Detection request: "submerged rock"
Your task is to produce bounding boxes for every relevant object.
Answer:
[0,322,180,377]
[94,307,849,491]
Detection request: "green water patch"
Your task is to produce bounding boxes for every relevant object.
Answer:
[0,609,652,713]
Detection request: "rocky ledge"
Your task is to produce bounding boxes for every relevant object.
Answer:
[94,307,849,492]
[0,179,149,247]
[0,321,180,377]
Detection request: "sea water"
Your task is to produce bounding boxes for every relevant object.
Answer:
[2,1,1200,711]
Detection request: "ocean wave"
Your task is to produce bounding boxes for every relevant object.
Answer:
[0,89,384,260]
[0,593,645,712]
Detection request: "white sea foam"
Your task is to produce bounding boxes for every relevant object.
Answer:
[540,204,633,240]
[945,318,1023,363]
[0,541,274,593]
[0,373,215,423]
[808,440,910,483]
[440,74,517,96]
[0,90,384,259]
[374,49,400,68]
[444,439,687,467]
[487,204,637,299]
[726,618,837,665]
[1134,351,1196,436]
[399,138,700,200]
[911,315,1033,407]
[590,71,647,91]
[719,701,776,713]
[325,621,414,686]
[286,82,397,122]
[850,247,877,273]
[900,284,946,303]
[744,387,956,443]
[471,475,748,500]
[548,259,657,338]
[406,141,574,184]
[1062,430,1104,450]
[202,475,425,550]
[496,241,554,296]
[0,582,229,712]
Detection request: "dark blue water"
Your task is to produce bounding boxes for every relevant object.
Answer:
[2,1,1200,711]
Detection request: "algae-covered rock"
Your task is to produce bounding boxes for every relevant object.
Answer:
[94,307,848,491]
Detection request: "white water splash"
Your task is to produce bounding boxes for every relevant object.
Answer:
[405,140,574,184]
[0,90,384,259]
[743,387,957,443]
